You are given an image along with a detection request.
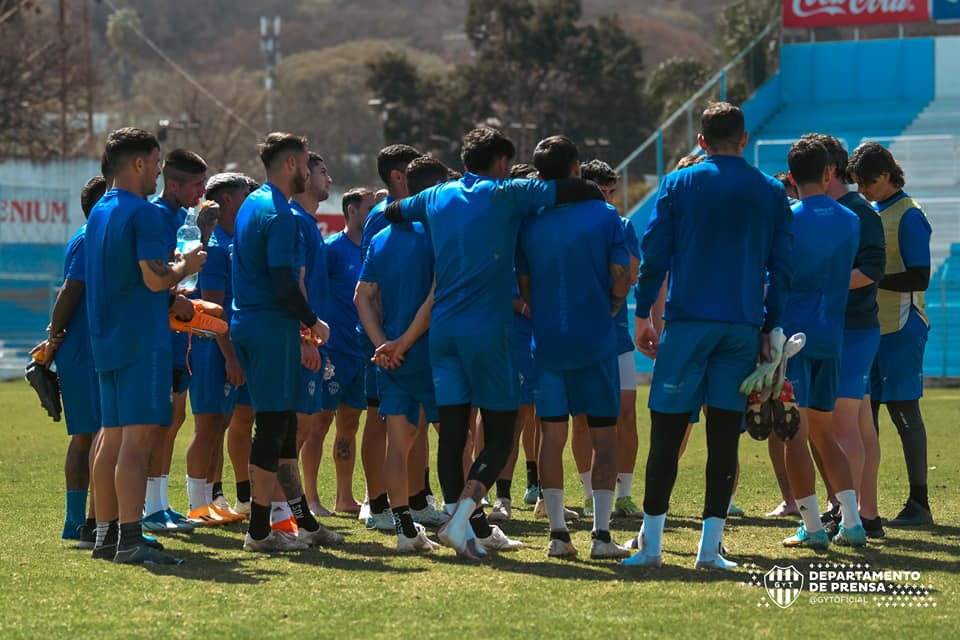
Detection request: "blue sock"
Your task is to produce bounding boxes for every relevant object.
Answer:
[63,490,88,539]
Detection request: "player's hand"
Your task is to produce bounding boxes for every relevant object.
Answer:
[634,316,659,359]
[224,354,245,386]
[171,294,195,321]
[179,245,207,275]
[310,319,330,345]
[374,339,407,369]
[301,342,322,373]
[30,340,58,367]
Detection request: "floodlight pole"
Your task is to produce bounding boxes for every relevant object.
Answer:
[260,16,281,130]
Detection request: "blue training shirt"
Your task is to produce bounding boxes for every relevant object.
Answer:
[325,230,363,359]
[56,225,92,364]
[634,155,793,332]
[199,224,234,322]
[359,221,434,373]
[614,216,640,354]
[517,199,629,370]
[291,201,330,320]
[150,195,190,369]
[839,191,885,330]
[398,173,558,334]
[84,188,169,372]
[782,194,860,359]
[232,182,300,316]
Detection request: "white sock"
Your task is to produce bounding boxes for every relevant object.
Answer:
[205,482,214,506]
[696,517,725,561]
[543,488,568,532]
[835,489,863,529]
[270,501,292,524]
[641,512,666,557]
[579,472,593,501]
[94,521,109,548]
[796,494,823,533]
[617,473,633,498]
[593,490,615,532]
[160,475,171,510]
[186,476,207,511]
[144,477,163,516]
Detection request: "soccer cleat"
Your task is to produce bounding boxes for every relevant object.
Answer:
[771,380,801,441]
[523,484,540,505]
[143,509,192,533]
[582,498,594,517]
[188,505,228,526]
[411,504,449,527]
[169,299,227,338]
[114,543,183,565]
[233,500,251,516]
[358,498,371,522]
[91,544,117,561]
[695,554,738,570]
[621,528,662,567]
[533,497,578,520]
[397,523,440,553]
[24,360,62,421]
[820,505,841,539]
[366,509,396,532]
[475,525,523,552]
[309,503,334,518]
[727,503,745,517]
[887,499,933,528]
[271,516,299,535]
[488,498,512,522]
[782,525,830,551]
[298,523,344,547]
[426,494,437,510]
[547,538,578,558]
[141,535,163,551]
[166,508,200,530]
[211,496,246,523]
[614,496,642,517]
[861,516,885,539]
[243,530,309,552]
[590,536,630,560]
[832,524,867,547]
[73,524,96,550]
[745,391,773,440]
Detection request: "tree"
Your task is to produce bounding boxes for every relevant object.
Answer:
[718,0,780,103]
[647,57,711,118]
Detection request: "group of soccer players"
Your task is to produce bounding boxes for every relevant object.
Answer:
[39,100,933,567]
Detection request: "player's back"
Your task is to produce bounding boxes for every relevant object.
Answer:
[292,202,329,320]
[202,224,235,321]
[232,183,292,316]
[784,194,860,358]
[324,230,363,358]
[518,199,626,370]
[58,225,91,359]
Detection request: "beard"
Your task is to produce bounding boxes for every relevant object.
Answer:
[292,172,307,195]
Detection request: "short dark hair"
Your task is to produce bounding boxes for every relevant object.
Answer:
[848,141,905,189]
[205,172,258,203]
[774,171,792,188]
[376,144,421,186]
[307,151,325,170]
[162,148,207,179]
[800,133,848,183]
[532,135,578,181]
[675,154,705,170]
[406,156,449,196]
[341,187,372,220]
[581,159,618,185]
[258,132,308,170]
[509,163,536,179]
[446,168,463,181]
[99,152,113,181]
[788,139,829,185]
[80,176,107,218]
[461,126,515,173]
[103,127,159,174]
[700,102,745,150]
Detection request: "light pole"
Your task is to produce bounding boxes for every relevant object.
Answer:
[260,16,281,130]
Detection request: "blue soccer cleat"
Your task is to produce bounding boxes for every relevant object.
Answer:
[782,525,830,551]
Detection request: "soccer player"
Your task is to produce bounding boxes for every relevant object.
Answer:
[626,103,792,569]
[518,137,632,559]
[143,149,208,533]
[848,142,934,528]
[184,172,258,524]
[774,139,864,550]
[385,126,605,558]
[357,144,422,527]
[32,175,107,547]
[86,127,205,564]
[231,132,331,552]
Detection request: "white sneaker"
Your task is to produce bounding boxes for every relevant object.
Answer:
[397,523,440,553]
[547,538,578,558]
[590,536,630,559]
[298,523,345,547]
[233,500,251,516]
[411,504,449,527]
[489,498,511,521]
[366,509,395,531]
[533,497,579,521]
[475,525,523,551]
[243,530,309,552]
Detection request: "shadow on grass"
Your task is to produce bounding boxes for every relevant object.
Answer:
[142,548,285,583]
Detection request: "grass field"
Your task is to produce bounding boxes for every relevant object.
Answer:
[0,379,957,638]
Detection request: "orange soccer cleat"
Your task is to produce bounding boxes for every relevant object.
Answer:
[170,299,228,338]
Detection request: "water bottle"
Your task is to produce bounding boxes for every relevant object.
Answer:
[176,205,203,291]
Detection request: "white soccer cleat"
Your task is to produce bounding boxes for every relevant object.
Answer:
[533,497,578,520]
[397,523,440,553]
[475,525,523,552]
[365,509,395,532]
[298,523,344,547]
[411,504,449,527]
[547,538,578,558]
[243,530,309,553]
[489,498,512,521]
[232,500,251,516]
[590,537,631,560]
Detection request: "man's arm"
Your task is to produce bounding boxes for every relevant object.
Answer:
[762,192,794,334]
[376,281,436,369]
[851,208,886,289]
[355,280,388,349]
[202,288,244,385]
[139,246,206,293]
[384,187,434,223]
[269,266,329,343]
[610,263,631,316]
[35,278,85,364]
[634,184,675,320]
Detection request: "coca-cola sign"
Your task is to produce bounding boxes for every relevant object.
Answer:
[783,0,931,28]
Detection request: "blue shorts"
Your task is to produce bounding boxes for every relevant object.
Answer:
[364,360,379,405]
[99,349,173,428]
[56,349,101,435]
[173,366,191,394]
[378,367,439,426]
[189,340,238,416]
[513,338,536,406]
[534,356,620,419]
[236,383,251,407]
[231,312,299,413]
[430,327,518,411]
[649,320,759,414]
[787,353,839,412]
[296,365,323,415]
[871,310,927,402]
[322,351,367,412]
[838,328,880,400]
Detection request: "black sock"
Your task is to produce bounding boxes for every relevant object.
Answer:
[288,495,319,532]
[409,490,428,511]
[469,507,492,538]
[236,480,251,504]
[118,521,142,550]
[496,479,512,500]
[85,517,96,530]
[592,529,611,543]
[909,484,929,510]
[424,468,433,496]
[103,520,119,547]
[526,461,539,487]
[248,502,271,540]
[392,505,417,538]
[370,492,390,514]
[550,529,571,543]
[212,481,224,500]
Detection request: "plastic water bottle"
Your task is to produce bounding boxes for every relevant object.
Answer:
[176,206,202,291]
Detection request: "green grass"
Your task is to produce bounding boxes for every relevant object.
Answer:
[0,380,957,638]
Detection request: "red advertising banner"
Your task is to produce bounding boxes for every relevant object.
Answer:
[315,213,346,238]
[783,0,931,28]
